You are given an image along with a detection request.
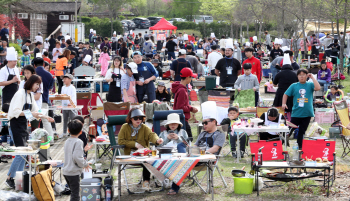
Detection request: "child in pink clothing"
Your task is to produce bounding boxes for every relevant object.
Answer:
[99,46,110,76]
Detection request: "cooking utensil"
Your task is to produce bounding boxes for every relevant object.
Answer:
[231,170,246,177]
[157,147,173,158]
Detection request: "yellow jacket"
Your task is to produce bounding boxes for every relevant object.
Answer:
[118,123,159,155]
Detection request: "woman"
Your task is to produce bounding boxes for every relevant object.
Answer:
[299,38,310,60]
[195,55,204,77]
[270,43,283,61]
[5,75,44,188]
[155,82,171,102]
[273,53,298,120]
[52,42,62,63]
[16,35,23,46]
[128,44,134,60]
[118,108,163,191]
[121,62,138,103]
[56,49,71,94]
[153,54,163,68]
[105,56,125,102]
[197,43,203,50]
[258,108,286,140]
[203,49,209,65]
[317,60,331,92]
[98,46,110,77]
[120,42,129,64]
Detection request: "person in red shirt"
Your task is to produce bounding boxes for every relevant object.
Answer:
[242,47,262,83]
[171,67,198,141]
[43,51,51,64]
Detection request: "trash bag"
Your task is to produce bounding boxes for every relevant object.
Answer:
[53,182,65,196]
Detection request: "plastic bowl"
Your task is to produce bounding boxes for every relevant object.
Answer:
[27,140,41,150]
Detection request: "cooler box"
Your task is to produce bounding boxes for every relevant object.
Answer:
[262,68,271,78]
[314,108,334,124]
[95,82,109,92]
[80,178,102,201]
[205,76,217,90]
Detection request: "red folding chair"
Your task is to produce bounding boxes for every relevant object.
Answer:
[300,139,336,186]
[77,92,91,116]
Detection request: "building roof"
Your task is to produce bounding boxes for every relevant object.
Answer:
[12,1,81,13]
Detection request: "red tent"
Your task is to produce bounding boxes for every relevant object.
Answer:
[150,18,177,30]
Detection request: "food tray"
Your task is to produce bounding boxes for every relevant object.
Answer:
[263,172,323,182]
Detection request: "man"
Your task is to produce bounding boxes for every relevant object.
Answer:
[66,39,79,58]
[208,38,216,46]
[166,36,177,60]
[219,35,226,48]
[83,42,93,65]
[170,49,191,81]
[100,37,111,54]
[186,54,198,73]
[0,23,9,46]
[48,35,56,55]
[138,33,144,53]
[60,38,66,48]
[215,44,241,87]
[327,39,340,65]
[242,47,262,83]
[0,47,20,111]
[208,45,222,75]
[91,32,97,48]
[68,51,77,75]
[143,37,154,59]
[57,32,64,41]
[88,29,94,44]
[132,51,158,103]
[144,31,149,39]
[184,38,194,51]
[264,31,272,51]
[111,32,118,52]
[35,32,43,44]
[186,45,196,56]
[22,40,32,53]
[0,41,7,65]
[177,32,184,48]
[310,34,320,59]
[77,42,84,66]
[172,67,198,140]
[34,58,55,143]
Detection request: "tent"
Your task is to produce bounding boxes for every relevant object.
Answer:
[149,18,177,30]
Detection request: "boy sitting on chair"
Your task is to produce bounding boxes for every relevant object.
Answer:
[258,108,286,141]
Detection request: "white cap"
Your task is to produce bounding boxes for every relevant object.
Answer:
[6,47,17,61]
[83,55,92,63]
[225,43,234,50]
[93,30,96,34]
[127,62,138,73]
[65,35,70,41]
[283,53,291,65]
[90,29,93,33]
[179,49,186,55]
[274,38,280,44]
[113,31,116,35]
[281,46,290,52]
[201,101,217,120]
[210,33,216,38]
[279,39,283,45]
[253,36,257,41]
[234,40,238,45]
[183,34,188,40]
[36,53,42,58]
[245,42,250,47]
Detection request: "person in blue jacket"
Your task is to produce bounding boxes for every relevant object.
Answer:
[132,51,159,103]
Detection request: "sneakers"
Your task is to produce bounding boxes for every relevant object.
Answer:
[142,181,151,191]
[232,151,237,158]
[5,178,15,189]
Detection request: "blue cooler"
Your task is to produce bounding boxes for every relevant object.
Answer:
[80,178,102,201]
[95,82,109,92]
[262,68,271,78]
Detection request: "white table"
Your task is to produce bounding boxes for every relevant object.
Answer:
[72,78,105,97]
[48,105,84,115]
[233,126,290,162]
[92,139,112,162]
[0,148,40,201]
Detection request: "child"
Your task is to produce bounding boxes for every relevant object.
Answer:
[220,107,247,158]
[43,51,51,64]
[98,46,110,77]
[61,74,77,135]
[234,63,260,106]
[317,60,331,92]
[20,49,31,67]
[327,85,342,101]
[331,68,346,80]
[63,119,91,201]
[73,116,93,158]
[158,113,189,153]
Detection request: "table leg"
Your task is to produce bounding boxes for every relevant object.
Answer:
[256,168,259,196]
[118,164,121,201]
[284,132,287,151]
[95,143,98,162]
[209,162,214,200]
[100,81,103,98]
[236,134,240,163]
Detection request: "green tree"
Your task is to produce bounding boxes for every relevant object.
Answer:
[169,0,201,20]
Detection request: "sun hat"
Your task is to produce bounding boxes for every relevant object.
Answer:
[130,108,146,118]
[165,113,183,127]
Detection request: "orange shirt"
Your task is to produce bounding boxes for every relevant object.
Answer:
[55,57,68,76]
[43,57,51,64]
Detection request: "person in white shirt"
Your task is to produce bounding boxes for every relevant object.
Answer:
[61,74,77,135]
[207,45,222,75]
[35,32,43,44]
[105,56,126,102]
[219,35,226,48]
[233,43,242,63]
[43,38,50,51]
[52,42,62,63]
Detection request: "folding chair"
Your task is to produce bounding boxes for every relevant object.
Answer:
[77,92,91,116]
[86,93,104,125]
[153,110,186,136]
[300,139,336,186]
[333,100,350,158]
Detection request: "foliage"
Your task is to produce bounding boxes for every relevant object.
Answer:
[9,43,23,57]
[0,15,30,39]
[168,0,201,20]
[173,21,198,30]
[174,21,231,38]
[83,17,123,38]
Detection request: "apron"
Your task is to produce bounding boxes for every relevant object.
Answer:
[136,62,156,103]
[197,131,215,150]
[107,68,122,102]
[123,76,137,103]
[10,92,32,147]
[2,67,18,109]
[264,112,282,135]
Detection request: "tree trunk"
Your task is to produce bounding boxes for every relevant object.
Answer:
[258,15,264,43]
[255,22,258,36]
[110,15,113,36]
[336,0,339,36]
[331,20,334,36]
[301,0,307,59]
[339,0,347,71]
[317,18,320,39]
[240,23,243,44]
[280,0,285,38]
[230,23,234,38]
[236,24,239,41]
[246,21,249,41]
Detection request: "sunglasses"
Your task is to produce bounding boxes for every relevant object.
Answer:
[133,116,143,121]
[202,119,214,125]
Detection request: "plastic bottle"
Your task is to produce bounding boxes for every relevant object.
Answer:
[105,185,112,201]
[7,136,10,145]
[292,142,299,161]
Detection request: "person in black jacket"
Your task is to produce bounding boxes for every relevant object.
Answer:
[220,107,247,158]
[155,82,171,102]
[270,43,283,61]
[66,39,79,58]
[151,59,163,78]
[327,39,340,65]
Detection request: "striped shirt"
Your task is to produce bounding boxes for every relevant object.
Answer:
[234,74,259,90]
[21,55,31,67]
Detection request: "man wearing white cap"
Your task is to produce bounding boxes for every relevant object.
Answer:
[215,43,241,87]
[111,32,118,52]
[0,47,20,110]
[270,38,283,61]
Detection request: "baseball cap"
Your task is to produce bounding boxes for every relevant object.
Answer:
[63,74,74,80]
[132,51,142,57]
[158,82,165,86]
[126,62,138,73]
[179,49,186,55]
[180,67,197,78]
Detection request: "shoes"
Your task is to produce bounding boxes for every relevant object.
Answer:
[142,181,151,191]
[5,178,15,189]
[0,144,15,152]
[232,152,237,158]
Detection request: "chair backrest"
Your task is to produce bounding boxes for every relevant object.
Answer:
[74,66,96,77]
[77,92,91,116]
[334,100,350,137]
[301,139,336,161]
[107,115,127,147]
[91,107,104,122]
[256,107,284,118]
[153,110,186,135]
[89,93,103,107]
[104,102,130,117]
[250,140,284,161]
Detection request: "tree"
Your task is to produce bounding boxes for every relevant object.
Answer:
[170,0,201,20]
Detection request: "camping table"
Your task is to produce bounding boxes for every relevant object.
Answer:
[72,78,105,97]
[261,98,274,106]
[93,139,112,162]
[232,126,290,162]
[48,105,84,116]
[114,153,217,201]
[254,161,331,197]
[0,148,40,201]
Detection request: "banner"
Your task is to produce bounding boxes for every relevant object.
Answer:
[157,33,166,41]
